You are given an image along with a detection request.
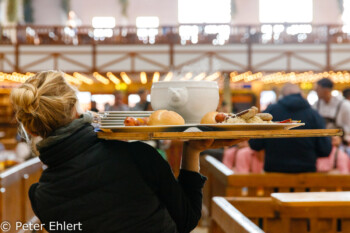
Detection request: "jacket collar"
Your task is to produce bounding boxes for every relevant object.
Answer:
[36,112,93,151]
[38,116,99,167]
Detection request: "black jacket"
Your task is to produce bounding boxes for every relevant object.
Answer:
[29,124,206,233]
[249,94,332,173]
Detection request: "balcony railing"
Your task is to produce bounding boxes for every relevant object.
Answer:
[0,24,350,45]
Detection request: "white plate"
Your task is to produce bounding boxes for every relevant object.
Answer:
[199,123,305,131]
[100,117,128,120]
[102,114,152,117]
[103,111,153,115]
[100,120,125,123]
[99,123,304,132]
[104,111,153,113]
[100,124,198,132]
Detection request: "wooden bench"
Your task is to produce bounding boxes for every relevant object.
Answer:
[0,157,44,233]
[211,197,264,233]
[201,155,350,214]
[211,195,350,233]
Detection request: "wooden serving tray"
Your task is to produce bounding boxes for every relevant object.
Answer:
[97,129,342,141]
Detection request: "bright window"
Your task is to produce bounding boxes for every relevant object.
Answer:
[77,92,92,112]
[260,91,276,111]
[259,0,313,23]
[259,0,313,41]
[307,91,318,105]
[92,17,115,38]
[136,16,159,44]
[92,17,116,28]
[178,0,231,45]
[342,0,350,33]
[91,94,115,111]
[128,94,140,108]
[128,94,151,108]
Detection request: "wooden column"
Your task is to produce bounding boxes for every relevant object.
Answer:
[91,42,97,73]
[130,52,136,73]
[223,73,232,113]
[0,53,4,71]
[326,25,331,71]
[247,26,252,72]
[169,43,174,70]
[15,44,19,72]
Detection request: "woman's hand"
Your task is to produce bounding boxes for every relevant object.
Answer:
[184,139,246,153]
[181,139,247,172]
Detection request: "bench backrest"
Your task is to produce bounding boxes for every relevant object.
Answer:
[211,197,264,233]
[0,157,43,233]
[214,197,350,233]
[201,155,350,213]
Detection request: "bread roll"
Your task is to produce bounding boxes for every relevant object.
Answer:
[239,107,258,120]
[246,116,264,123]
[148,110,185,126]
[200,111,218,124]
[256,113,273,121]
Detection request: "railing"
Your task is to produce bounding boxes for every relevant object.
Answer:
[0,157,44,233]
[0,24,350,45]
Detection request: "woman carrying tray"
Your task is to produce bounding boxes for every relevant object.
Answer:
[10,71,240,233]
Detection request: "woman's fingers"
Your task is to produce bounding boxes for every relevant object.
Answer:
[186,139,215,151]
[210,139,247,149]
[186,138,249,152]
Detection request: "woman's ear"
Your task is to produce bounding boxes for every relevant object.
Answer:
[70,106,80,119]
[75,109,80,118]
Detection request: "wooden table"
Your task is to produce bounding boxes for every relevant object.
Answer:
[271,191,350,231]
[98,129,342,141]
[272,192,350,207]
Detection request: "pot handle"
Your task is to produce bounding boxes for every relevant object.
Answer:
[168,87,188,108]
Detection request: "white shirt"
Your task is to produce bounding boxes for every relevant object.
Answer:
[313,96,350,134]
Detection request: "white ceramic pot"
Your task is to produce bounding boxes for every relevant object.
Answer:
[151,81,219,123]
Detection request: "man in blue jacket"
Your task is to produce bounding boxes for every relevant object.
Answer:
[249,83,332,173]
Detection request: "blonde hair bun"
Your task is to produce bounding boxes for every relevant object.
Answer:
[11,71,78,138]
[11,84,38,115]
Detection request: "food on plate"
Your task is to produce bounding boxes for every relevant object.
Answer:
[226,117,246,124]
[124,117,149,126]
[246,116,264,123]
[237,106,258,120]
[256,113,273,121]
[200,106,279,124]
[200,112,218,124]
[148,110,185,126]
[123,110,184,126]
[279,119,301,123]
[200,111,237,124]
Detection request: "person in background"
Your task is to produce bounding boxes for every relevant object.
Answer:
[317,136,349,174]
[90,101,98,113]
[249,83,332,173]
[132,88,152,111]
[223,141,264,174]
[10,71,243,233]
[109,90,129,111]
[66,11,82,28]
[343,88,350,101]
[314,78,350,135]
